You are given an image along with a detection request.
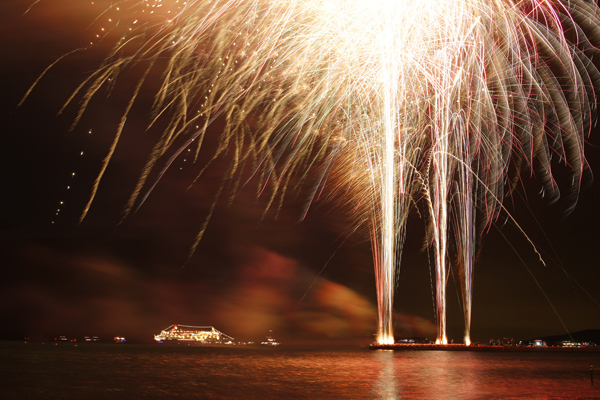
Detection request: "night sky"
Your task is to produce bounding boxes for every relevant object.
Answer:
[1,0,600,345]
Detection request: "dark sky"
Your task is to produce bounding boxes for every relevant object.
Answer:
[1,0,599,345]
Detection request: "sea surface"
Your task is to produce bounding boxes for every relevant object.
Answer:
[1,341,600,399]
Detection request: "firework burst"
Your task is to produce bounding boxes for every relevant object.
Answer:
[25,0,600,344]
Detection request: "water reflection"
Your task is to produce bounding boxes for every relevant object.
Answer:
[372,350,399,399]
[5,343,600,399]
[368,349,600,399]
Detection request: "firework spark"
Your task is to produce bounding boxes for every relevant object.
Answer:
[25,0,600,344]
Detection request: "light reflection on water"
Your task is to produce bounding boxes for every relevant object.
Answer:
[2,343,600,399]
[374,350,398,399]
[370,350,600,399]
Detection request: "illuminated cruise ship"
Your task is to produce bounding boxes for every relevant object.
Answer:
[154,324,235,344]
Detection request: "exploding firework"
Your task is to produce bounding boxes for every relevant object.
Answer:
[24,0,600,345]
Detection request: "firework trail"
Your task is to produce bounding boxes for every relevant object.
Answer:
[26,0,600,344]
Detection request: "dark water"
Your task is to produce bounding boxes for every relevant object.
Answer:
[1,342,600,399]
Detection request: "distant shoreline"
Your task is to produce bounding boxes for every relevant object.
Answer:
[370,343,600,352]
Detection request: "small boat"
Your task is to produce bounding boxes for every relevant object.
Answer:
[261,330,280,346]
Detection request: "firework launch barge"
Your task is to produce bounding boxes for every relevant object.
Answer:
[370,343,600,352]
